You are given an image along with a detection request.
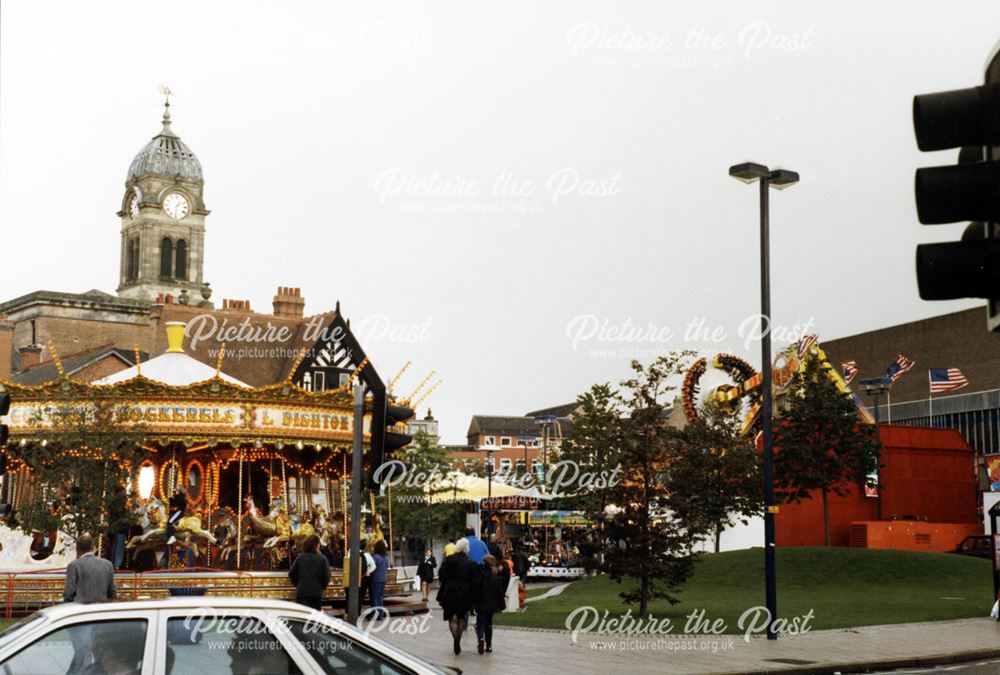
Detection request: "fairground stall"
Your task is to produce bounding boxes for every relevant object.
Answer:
[0,323,412,614]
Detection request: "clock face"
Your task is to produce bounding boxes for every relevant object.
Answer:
[163,193,189,220]
[128,195,139,219]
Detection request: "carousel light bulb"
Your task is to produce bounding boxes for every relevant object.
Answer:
[138,465,155,500]
[296,441,304,450]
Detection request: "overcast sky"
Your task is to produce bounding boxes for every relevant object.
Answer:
[2,1,998,443]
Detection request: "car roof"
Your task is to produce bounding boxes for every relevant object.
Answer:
[31,597,318,621]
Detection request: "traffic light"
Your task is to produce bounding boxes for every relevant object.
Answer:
[0,392,10,476]
[384,402,414,454]
[913,50,1000,330]
[367,397,413,489]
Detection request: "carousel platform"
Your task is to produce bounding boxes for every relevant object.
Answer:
[2,567,414,619]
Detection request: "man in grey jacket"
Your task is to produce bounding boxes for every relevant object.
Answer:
[63,533,117,673]
[63,533,117,603]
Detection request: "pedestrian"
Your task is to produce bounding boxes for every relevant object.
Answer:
[63,534,117,673]
[371,540,390,619]
[465,527,488,564]
[500,549,517,611]
[437,538,480,655]
[443,537,457,558]
[360,539,375,606]
[64,533,117,603]
[416,548,437,602]
[165,487,187,545]
[486,533,502,560]
[474,554,506,654]
[288,535,330,611]
[511,546,530,580]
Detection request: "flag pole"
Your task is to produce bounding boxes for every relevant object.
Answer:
[928,370,933,425]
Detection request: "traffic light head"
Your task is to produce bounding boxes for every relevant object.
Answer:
[913,51,1000,326]
[916,239,1000,299]
[913,83,1000,152]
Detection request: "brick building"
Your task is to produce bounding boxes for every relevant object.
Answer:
[447,404,575,475]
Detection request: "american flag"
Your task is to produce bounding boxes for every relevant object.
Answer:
[886,355,915,382]
[841,361,858,384]
[797,334,818,360]
[929,368,968,394]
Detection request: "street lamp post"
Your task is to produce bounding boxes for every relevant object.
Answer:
[859,377,892,520]
[486,446,495,501]
[729,161,799,641]
[858,377,892,427]
[535,416,555,491]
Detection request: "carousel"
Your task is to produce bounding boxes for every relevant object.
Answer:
[0,322,393,576]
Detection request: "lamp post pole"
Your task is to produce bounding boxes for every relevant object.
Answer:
[758,173,779,643]
[730,162,799,641]
[860,377,892,520]
[347,384,364,625]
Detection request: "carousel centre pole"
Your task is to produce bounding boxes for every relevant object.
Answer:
[347,384,364,625]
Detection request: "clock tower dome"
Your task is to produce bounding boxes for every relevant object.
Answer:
[117,96,210,303]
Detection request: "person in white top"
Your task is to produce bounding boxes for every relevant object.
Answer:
[361,539,376,606]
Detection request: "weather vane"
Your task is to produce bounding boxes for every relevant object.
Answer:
[158,84,172,105]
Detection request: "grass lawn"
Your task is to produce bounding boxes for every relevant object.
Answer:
[495,547,995,633]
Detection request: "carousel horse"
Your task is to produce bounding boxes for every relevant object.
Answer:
[126,499,216,559]
[312,504,339,548]
[263,511,316,549]
[244,496,280,538]
[214,508,265,565]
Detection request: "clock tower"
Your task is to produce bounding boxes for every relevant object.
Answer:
[117,97,210,303]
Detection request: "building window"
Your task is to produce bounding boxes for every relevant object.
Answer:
[515,459,526,474]
[160,237,173,278]
[312,370,326,392]
[485,436,495,446]
[175,239,188,280]
[500,458,512,474]
[127,238,139,281]
[500,436,512,447]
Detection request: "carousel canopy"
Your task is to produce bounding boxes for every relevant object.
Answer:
[427,472,524,503]
[95,322,248,387]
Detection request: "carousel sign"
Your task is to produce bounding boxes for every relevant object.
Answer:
[5,400,370,441]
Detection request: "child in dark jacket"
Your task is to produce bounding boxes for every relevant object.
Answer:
[475,554,506,654]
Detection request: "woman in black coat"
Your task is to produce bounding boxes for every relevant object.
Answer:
[416,548,437,602]
[436,538,479,655]
[474,555,506,654]
[288,535,330,610]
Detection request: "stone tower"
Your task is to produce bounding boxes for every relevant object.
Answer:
[117,97,210,302]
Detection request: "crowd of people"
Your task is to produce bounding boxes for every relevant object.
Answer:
[434,527,531,656]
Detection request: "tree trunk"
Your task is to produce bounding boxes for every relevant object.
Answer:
[822,487,831,546]
[714,522,722,553]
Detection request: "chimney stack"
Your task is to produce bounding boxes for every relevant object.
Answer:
[0,317,13,379]
[273,286,305,319]
[18,344,43,371]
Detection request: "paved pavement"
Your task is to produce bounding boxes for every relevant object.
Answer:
[373,614,1000,674]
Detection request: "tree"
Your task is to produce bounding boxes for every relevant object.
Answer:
[12,395,149,543]
[575,354,711,615]
[558,383,626,565]
[773,356,881,546]
[667,403,763,552]
[377,431,465,561]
